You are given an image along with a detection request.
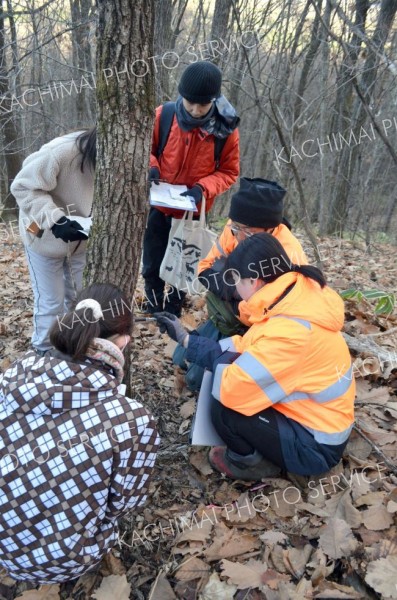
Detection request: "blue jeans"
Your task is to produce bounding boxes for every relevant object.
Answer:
[25,246,86,352]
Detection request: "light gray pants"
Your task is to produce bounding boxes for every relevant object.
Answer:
[25,246,86,352]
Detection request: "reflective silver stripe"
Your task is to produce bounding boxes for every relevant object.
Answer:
[212,363,229,400]
[215,239,227,257]
[311,367,353,403]
[271,315,312,330]
[304,424,353,445]
[219,338,237,352]
[234,353,286,403]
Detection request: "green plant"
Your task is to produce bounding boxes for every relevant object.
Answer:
[340,289,395,316]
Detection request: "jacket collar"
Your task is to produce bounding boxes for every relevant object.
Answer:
[243,272,299,325]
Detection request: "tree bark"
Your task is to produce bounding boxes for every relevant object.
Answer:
[85,0,155,300]
[0,0,23,219]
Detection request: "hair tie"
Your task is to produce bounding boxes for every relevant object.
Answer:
[75,299,103,320]
[291,264,299,272]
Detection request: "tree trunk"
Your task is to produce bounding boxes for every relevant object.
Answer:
[327,0,397,233]
[0,0,23,220]
[210,0,232,67]
[70,0,95,125]
[85,0,155,299]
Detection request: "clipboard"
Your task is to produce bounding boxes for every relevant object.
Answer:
[190,370,224,446]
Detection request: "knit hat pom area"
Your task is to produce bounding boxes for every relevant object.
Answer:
[229,177,287,229]
[178,61,222,104]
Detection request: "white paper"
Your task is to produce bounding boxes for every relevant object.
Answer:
[150,182,197,211]
[72,216,92,237]
[190,370,224,446]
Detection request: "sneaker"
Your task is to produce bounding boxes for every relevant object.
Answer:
[208,446,281,481]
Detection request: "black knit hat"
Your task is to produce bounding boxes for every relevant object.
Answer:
[229,178,286,228]
[178,61,222,104]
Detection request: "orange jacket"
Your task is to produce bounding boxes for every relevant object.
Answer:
[198,221,308,273]
[212,272,355,445]
[150,106,240,218]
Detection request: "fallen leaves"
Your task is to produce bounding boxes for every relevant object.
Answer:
[14,586,60,600]
[92,575,131,600]
[365,555,397,598]
[318,518,359,559]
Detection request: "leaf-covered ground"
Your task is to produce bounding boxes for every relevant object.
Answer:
[0,232,396,600]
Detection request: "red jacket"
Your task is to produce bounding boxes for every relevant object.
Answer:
[149,105,240,218]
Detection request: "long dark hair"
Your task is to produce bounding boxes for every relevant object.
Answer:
[225,232,326,288]
[76,127,96,173]
[49,283,132,360]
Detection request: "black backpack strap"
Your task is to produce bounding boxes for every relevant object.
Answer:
[214,137,228,168]
[156,101,176,159]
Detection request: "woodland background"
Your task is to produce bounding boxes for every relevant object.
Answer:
[0,0,397,599]
[1,0,397,243]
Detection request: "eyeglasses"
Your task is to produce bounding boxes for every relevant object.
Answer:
[228,223,275,237]
[228,223,254,237]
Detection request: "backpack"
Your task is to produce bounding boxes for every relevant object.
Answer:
[156,102,228,168]
[206,292,248,337]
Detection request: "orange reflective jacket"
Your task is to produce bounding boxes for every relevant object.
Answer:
[198,221,308,273]
[212,272,355,446]
[150,106,240,219]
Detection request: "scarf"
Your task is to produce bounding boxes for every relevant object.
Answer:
[175,95,239,138]
[85,337,125,382]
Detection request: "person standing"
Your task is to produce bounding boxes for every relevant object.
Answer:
[143,61,240,317]
[11,128,96,355]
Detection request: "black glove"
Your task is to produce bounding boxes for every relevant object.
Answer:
[153,311,188,345]
[181,185,202,205]
[51,216,87,242]
[149,167,160,186]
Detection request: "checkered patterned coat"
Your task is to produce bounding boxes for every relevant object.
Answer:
[0,351,159,583]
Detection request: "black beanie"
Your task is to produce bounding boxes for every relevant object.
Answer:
[229,178,286,228]
[178,61,222,104]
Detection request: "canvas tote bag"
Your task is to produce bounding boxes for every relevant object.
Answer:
[160,198,217,295]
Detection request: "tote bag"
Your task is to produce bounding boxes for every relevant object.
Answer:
[160,198,217,295]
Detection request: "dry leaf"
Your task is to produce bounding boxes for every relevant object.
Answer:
[221,493,256,523]
[99,551,126,576]
[283,544,313,578]
[180,399,196,418]
[387,500,397,513]
[318,518,358,559]
[204,523,260,561]
[355,379,391,405]
[174,557,210,582]
[148,572,176,600]
[174,512,213,544]
[200,572,237,600]
[92,574,131,600]
[15,585,60,600]
[220,558,267,590]
[324,490,362,528]
[260,531,288,545]
[189,450,213,476]
[362,503,394,530]
[365,555,397,598]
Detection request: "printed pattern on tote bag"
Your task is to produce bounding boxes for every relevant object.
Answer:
[160,199,217,295]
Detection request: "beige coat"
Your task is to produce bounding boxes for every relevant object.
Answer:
[11,132,94,258]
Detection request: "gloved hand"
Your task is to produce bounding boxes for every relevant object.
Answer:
[149,167,160,186]
[181,185,202,205]
[51,216,87,242]
[154,311,188,345]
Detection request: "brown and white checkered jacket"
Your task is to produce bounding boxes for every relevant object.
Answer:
[0,351,159,583]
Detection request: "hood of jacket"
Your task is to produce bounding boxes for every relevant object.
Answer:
[0,351,119,418]
[242,272,345,332]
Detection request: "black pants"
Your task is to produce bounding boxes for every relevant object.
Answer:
[211,401,348,475]
[211,401,287,470]
[142,208,186,312]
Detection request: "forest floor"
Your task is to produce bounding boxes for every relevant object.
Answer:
[0,230,396,600]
